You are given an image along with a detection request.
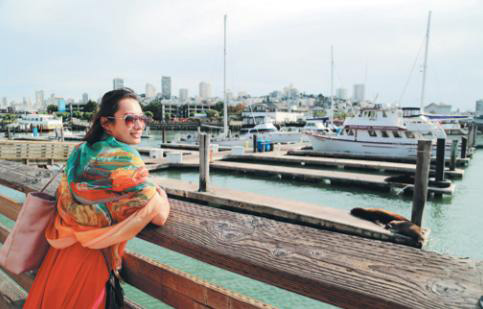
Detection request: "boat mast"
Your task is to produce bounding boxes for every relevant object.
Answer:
[420,11,432,111]
[223,14,229,137]
[329,45,334,124]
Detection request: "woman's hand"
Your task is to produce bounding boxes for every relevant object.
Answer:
[151,185,170,226]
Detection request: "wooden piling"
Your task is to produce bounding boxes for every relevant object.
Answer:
[411,140,431,227]
[461,136,467,159]
[252,134,257,153]
[450,139,458,171]
[162,127,166,144]
[435,138,445,182]
[198,133,210,192]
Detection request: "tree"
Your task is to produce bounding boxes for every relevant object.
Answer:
[205,110,219,119]
[143,100,163,121]
[144,111,154,119]
[47,104,58,114]
[82,112,93,121]
[83,100,98,113]
[214,101,224,113]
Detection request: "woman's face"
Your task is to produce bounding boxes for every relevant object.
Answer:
[103,98,145,145]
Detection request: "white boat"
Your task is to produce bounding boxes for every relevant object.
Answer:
[306,107,450,160]
[9,114,63,132]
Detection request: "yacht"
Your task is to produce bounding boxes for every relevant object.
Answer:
[305,107,451,160]
[9,114,63,132]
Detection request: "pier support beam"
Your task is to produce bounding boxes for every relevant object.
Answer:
[461,136,467,159]
[435,138,445,182]
[411,140,431,227]
[162,127,166,144]
[450,139,458,171]
[198,133,210,192]
[252,135,258,153]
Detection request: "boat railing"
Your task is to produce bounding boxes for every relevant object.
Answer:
[0,160,482,308]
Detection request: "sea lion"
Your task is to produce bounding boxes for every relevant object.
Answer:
[350,208,409,225]
[387,220,424,245]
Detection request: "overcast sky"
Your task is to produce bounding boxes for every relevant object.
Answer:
[1,0,481,111]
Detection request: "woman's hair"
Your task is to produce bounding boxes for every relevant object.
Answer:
[83,88,139,145]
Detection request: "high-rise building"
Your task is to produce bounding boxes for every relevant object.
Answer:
[476,99,483,116]
[1,97,7,108]
[35,90,44,108]
[353,84,365,102]
[179,88,189,102]
[161,76,171,99]
[199,82,212,99]
[113,78,124,90]
[336,88,348,100]
[145,83,156,98]
[82,93,89,103]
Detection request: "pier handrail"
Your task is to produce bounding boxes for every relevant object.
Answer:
[0,160,482,308]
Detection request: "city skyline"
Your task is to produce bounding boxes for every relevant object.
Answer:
[1,0,482,110]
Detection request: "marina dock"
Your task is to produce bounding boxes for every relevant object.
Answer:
[0,160,481,308]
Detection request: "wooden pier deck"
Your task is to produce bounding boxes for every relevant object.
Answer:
[226,152,464,179]
[0,160,481,308]
[172,160,456,196]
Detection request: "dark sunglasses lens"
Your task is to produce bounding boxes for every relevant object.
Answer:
[124,115,135,125]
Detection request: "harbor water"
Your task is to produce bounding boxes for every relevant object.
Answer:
[1,130,482,308]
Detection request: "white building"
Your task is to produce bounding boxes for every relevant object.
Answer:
[336,88,348,100]
[179,88,189,102]
[113,78,124,90]
[424,103,452,114]
[1,97,7,108]
[161,76,171,99]
[199,82,212,99]
[35,90,44,108]
[353,84,365,102]
[145,83,156,98]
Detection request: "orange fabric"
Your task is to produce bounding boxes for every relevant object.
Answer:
[23,242,109,309]
[45,191,166,270]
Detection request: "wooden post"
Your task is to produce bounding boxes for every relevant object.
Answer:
[252,134,257,153]
[435,138,445,182]
[162,126,166,144]
[198,133,210,192]
[411,140,431,227]
[60,127,64,142]
[461,136,467,159]
[449,139,458,171]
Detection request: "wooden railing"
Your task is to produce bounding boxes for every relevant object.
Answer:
[0,160,482,308]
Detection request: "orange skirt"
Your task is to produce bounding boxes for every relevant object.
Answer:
[24,243,109,309]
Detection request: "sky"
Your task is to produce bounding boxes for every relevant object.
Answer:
[0,0,482,111]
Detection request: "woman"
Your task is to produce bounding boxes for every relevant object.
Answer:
[24,88,170,308]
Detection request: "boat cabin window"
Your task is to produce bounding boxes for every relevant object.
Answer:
[381,130,389,138]
[393,131,401,138]
[368,128,377,137]
[405,131,415,139]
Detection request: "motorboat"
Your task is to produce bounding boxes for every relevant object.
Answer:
[305,107,452,160]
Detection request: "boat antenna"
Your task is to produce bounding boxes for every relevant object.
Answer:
[420,11,432,111]
[329,45,334,124]
[223,14,229,137]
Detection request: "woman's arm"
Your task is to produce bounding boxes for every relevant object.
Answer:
[150,187,171,226]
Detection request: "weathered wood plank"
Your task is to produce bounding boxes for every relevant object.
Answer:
[0,205,271,309]
[0,270,27,309]
[0,160,482,308]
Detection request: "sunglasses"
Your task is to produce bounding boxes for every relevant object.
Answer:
[107,114,151,126]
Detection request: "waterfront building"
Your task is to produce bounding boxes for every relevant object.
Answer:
[424,102,452,114]
[161,76,171,99]
[113,78,124,90]
[57,98,66,112]
[238,91,249,99]
[336,88,348,100]
[352,84,365,102]
[1,97,6,108]
[35,90,44,109]
[82,93,89,103]
[199,82,212,99]
[145,83,157,98]
[179,88,189,102]
[475,99,483,116]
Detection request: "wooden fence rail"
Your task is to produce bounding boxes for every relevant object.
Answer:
[0,160,482,308]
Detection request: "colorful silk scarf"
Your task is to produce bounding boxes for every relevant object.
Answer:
[45,134,163,270]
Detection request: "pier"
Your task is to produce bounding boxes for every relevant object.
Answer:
[0,160,482,308]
